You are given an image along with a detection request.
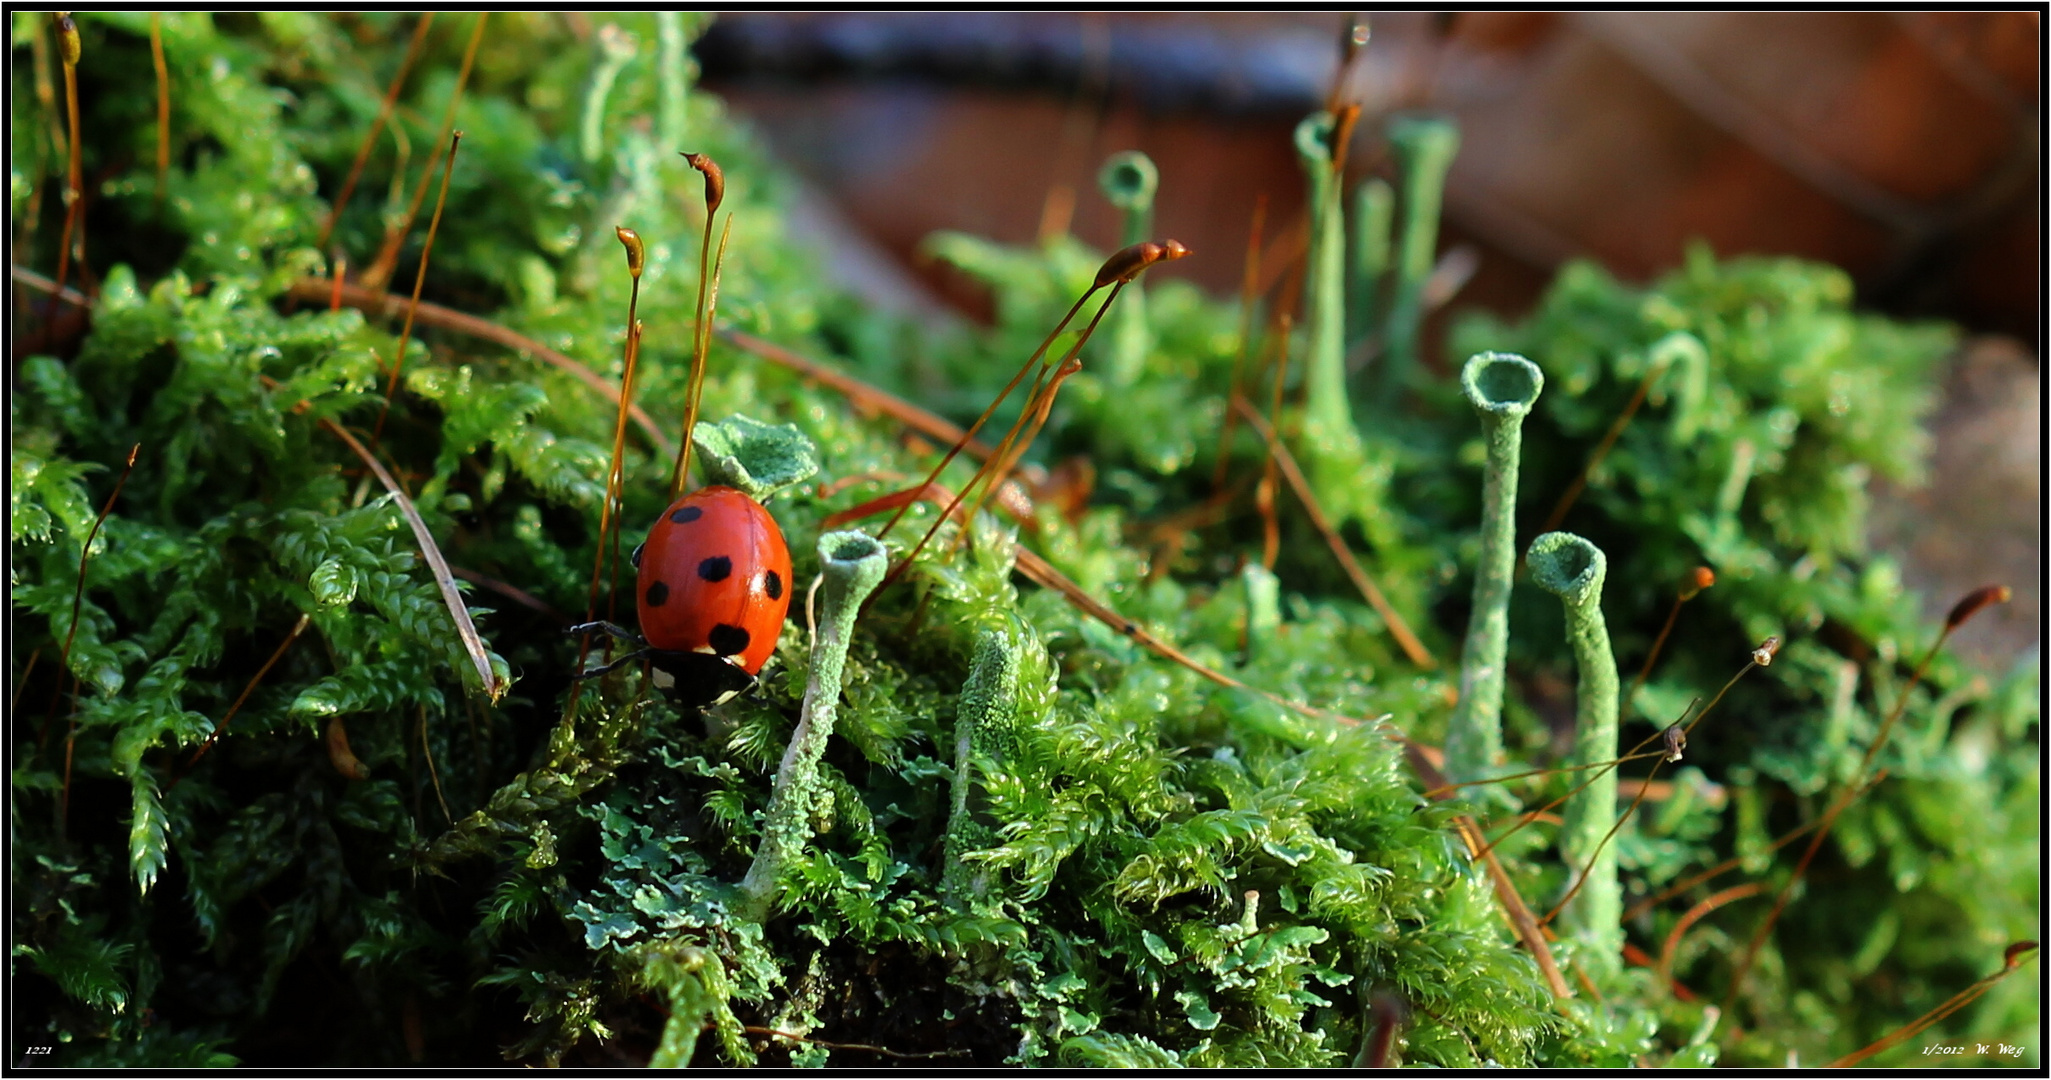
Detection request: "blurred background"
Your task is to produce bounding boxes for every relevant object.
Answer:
[693,10,2040,670]
[696,12,2036,335]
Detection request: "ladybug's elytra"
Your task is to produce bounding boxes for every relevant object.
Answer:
[573,485,793,707]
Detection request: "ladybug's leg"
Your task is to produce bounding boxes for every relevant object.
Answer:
[567,620,640,645]
[575,648,650,680]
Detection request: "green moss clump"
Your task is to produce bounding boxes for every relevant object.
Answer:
[10,12,2033,1070]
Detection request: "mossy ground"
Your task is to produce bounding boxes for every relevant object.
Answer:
[10,12,2037,1069]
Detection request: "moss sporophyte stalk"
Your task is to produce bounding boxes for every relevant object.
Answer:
[1097,150,1158,388]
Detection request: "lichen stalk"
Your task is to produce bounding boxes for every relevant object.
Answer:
[654,12,690,150]
[737,531,889,923]
[1525,530,1621,977]
[1348,178,1393,349]
[580,24,638,166]
[943,626,1031,900]
[1380,114,1459,393]
[1294,112,1353,444]
[1445,353,1543,787]
[1291,112,1375,535]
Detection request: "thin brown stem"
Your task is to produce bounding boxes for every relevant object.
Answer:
[1657,881,1769,992]
[421,705,453,827]
[54,15,84,298]
[448,566,564,621]
[54,443,141,834]
[671,158,721,497]
[1011,544,1384,736]
[1455,816,1572,999]
[1477,703,1697,860]
[1230,396,1435,669]
[365,13,485,290]
[672,216,732,497]
[321,12,436,251]
[606,323,644,637]
[150,14,170,207]
[1826,943,2038,1068]
[286,277,675,463]
[1725,620,1962,1013]
[179,614,312,782]
[1541,756,1668,926]
[1421,750,1667,800]
[881,289,1117,588]
[838,472,1394,741]
[305,408,504,700]
[948,283,1126,552]
[1619,769,1887,924]
[1213,194,1267,492]
[741,1026,969,1062]
[1537,355,1664,537]
[374,131,464,443]
[1623,568,1713,720]
[876,289,1097,542]
[13,649,42,717]
[722,329,992,460]
[594,227,648,657]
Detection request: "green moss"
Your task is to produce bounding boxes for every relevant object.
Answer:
[9,12,2032,1071]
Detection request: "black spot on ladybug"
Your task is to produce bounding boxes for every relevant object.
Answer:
[645,580,670,607]
[708,623,750,657]
[630,543,644,569]
[698,555,732,582]
[763,569,783,600]
[670,505,703,524]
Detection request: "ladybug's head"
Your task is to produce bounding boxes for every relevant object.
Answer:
[645,648,758,709]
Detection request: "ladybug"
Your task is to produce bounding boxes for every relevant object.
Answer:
[572,486,793,708]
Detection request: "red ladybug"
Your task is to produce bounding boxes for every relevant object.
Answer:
[572,486,793,707]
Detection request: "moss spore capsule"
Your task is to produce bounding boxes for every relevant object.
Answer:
[681,151,725,215]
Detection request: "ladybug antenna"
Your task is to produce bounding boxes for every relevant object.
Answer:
[374,130,464,445]
[671,152,731,498]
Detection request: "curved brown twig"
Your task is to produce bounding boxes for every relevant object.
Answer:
[721,328,995,460]
[1230,395,1435,670]
[309,410,506,702]
[1826,942,2038,1068]
[287,278,676,463]
[1657,881,1769,993]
